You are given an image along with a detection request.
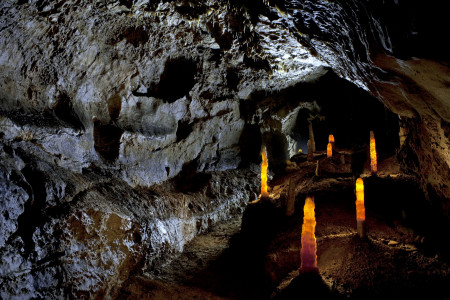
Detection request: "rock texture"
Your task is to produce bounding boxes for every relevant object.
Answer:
[0,0,326,297]
[278,0,450,216]
[0,141,258,298]
[0,0,449,298]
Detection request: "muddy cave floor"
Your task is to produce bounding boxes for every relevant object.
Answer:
[119,151,450,299]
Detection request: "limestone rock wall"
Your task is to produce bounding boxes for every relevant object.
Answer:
[1,0,449,298]
[0,0,327,297]
[0,138,259,298]
[0,0,327,186]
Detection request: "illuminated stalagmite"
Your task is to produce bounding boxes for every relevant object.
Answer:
[355,178,366,238]
[370,131,377,175]
[327,142,332,158]
[260,147,269,199]
[300,196,318,272]
[328,134,335,147]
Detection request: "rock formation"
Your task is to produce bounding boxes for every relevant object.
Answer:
[0,0,448,298]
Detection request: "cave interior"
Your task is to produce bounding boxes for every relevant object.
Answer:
[0,0,449,299]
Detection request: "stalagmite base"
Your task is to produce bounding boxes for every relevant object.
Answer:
[357,220,365,238]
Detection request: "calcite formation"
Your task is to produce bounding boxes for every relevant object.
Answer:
[260,146,269,199]
[300,196,317,272]
[0,0,449,298]
[355,178,366,238]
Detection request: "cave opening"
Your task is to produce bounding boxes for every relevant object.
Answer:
[249,69,401,182]
[287,70,400,158]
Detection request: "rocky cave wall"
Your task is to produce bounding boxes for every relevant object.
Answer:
[271,0,450,216]
[0,0,449,298]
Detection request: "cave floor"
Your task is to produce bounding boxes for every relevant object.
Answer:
[119,152,450,299]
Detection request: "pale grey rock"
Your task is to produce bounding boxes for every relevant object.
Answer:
[0,151,28,249]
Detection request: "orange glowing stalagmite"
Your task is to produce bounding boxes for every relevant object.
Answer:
[260,147,269,199]
[300,196,318,272]
[328,134,335,144]
[355,178,366,238]
[327,142,332,158]
[370,131,377,175]
[329,134,335,152]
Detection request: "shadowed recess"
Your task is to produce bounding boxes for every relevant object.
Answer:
[93,120,124,162]
[172,160,212,193]
[148,58,198,103]
[52,92,85,131]
[108,94,122,122]
[176,120,194,143]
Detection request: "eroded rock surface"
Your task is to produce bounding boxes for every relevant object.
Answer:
[279,0,450,215]
[0,140,258,298]
[1,0,449,298]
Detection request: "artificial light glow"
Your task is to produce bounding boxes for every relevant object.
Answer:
[327,142,332,158]
[370,131,377,175]
[328,134,335,143]
[300,196,317,272]
[260,147,269,199]
[356,178,365,222]
[356,178,366,238]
